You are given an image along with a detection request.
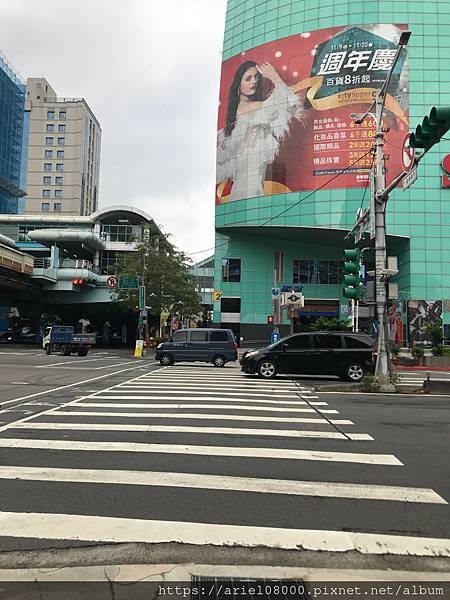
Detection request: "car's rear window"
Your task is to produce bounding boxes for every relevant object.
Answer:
[190,331,208,342]
[344,336,372,348]
[172,330,188,342]
[210,331,229,342]
[313,334,342,348]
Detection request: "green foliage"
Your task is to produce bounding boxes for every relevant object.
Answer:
[425,320,443,346]
[311,317,351,331]
[112,225,202,319]
[411,345,424,360]
[391,344,401,357]
[431,344,444,356]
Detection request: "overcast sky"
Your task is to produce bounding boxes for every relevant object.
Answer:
[1,0,227,260]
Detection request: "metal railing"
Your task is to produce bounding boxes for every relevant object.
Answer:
[59,259,100,274]
[33,257,51,269]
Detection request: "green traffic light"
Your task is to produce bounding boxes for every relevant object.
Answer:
[344,274,359,286]
[343,249,360,261]
[343,287,362,300]
[410,106,450,150]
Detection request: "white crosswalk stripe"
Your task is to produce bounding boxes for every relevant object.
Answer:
[0,363,448,557]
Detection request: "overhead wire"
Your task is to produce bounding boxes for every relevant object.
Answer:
[187,148,374,257]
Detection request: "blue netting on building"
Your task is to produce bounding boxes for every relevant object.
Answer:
[0,54,26,214]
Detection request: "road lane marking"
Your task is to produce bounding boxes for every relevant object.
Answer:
[51,410,353,426]
[0,438,401,464]
[0,512,448,556]
[108,389,302,398]
[74,402,333,414]
[10,422,372,440]
[0,466,443,503]
[0,364,160,410]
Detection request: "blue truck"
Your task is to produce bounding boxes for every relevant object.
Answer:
[42,325,96,356]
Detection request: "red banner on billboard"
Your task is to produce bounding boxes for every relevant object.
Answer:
[216,24,409,204]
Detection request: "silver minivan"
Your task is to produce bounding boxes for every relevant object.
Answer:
[155,328,238,367]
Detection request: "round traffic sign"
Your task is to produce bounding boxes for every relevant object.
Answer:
[106,276,118,289]
[401,133,415,173]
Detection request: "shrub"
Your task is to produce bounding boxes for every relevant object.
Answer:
[431,344,444,356]
[425,321,443,346]
[311,317,351,331]
[391,344,401,357]
[411,345,424,361]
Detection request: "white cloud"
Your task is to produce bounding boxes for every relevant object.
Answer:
[0,0,226,260]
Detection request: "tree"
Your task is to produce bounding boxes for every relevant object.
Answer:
[112,224,202,320]
[311,316,351,331]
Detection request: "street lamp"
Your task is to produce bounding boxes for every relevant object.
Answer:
[355,30,411,391]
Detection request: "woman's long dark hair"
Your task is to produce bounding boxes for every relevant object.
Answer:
[225,60,263,137]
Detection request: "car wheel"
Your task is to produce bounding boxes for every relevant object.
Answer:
[45,344,51,355]
[60,345,71,356]
[344,362,365,382]
[257,359,278,379]
[77,349,88,357]
[213,354,226,367]
[160,353,174,366]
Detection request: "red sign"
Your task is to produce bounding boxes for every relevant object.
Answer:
[106,276,118,289]
[401,133,414,172]
[442,154,450,188]
[216,24,409,205]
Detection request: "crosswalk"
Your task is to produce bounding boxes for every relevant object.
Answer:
[0,364,449,559]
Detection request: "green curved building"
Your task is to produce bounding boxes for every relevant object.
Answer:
[214,0,450,345]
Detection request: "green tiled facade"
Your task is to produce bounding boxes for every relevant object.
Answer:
[215,0,450,340]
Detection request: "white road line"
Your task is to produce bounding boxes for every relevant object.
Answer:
[35,357,114,367]
[0,364,157,410]
[74,402,331,414]
[52,410,353,426]
[109,389,301,398]
[0,512,448,556]
[0,466,443,503]
[80,394,306,406]
[11,422,372,440]
[122,383,299,390]
[10,382,30,385]
[0,438,401,464]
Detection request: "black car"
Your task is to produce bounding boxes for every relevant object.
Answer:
[240,331,374,381]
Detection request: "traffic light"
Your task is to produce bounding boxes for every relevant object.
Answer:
[343,249,362,300]
[409,107,450,150]
[72,278,85,285]
[267,315,274,325]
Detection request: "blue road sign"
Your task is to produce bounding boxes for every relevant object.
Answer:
[271,331,280,344]
[281,285,303,292]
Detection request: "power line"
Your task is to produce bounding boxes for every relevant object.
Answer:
[187,149,374,257]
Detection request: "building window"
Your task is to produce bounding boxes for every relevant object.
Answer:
[45,150,53,158]
[293,259,343,285]
[43,176,51,185]
[42,190,50,198]
[54,203,62,212]
[46,124,54,132]
[47,110,55,119]
[57,150,64,158]
[45,137,54,145]
[222,258,241,282]
[58,124,66,132]
[44,163,52,172]
[59,111,66,119]
[56,163,63,172]
[54,189,62,198]
[41,202,50,211]
[55,176,63,185]
[57,137,65,145]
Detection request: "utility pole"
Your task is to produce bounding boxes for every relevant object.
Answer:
[355,30,411,392]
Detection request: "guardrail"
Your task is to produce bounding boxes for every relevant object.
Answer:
[59,259,100,274]
[0,244,34,275]
[33,257,51,269]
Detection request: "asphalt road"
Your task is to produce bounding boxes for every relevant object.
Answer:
[0,345,449,574]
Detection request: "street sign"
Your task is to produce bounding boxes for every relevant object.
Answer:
[281,285,302,292]
[401,133,415,173]
[402,166,417,190]
[119,275,140,289]
[106,275,118,289]
[271,287,280,298]
[282,292,304,307]
[271,331,280,344]
[213,290,222,301]
[138,285,146,310]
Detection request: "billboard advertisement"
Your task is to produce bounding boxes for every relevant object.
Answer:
[216,24,409,204]
[407,300,442,346]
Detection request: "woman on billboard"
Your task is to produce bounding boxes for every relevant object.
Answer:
[216,61,302,203]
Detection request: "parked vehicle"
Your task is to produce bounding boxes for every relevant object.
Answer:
[0,319,38,344]
[240,331,374,381]
[155,328,238,367]
[42,325,96,356]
